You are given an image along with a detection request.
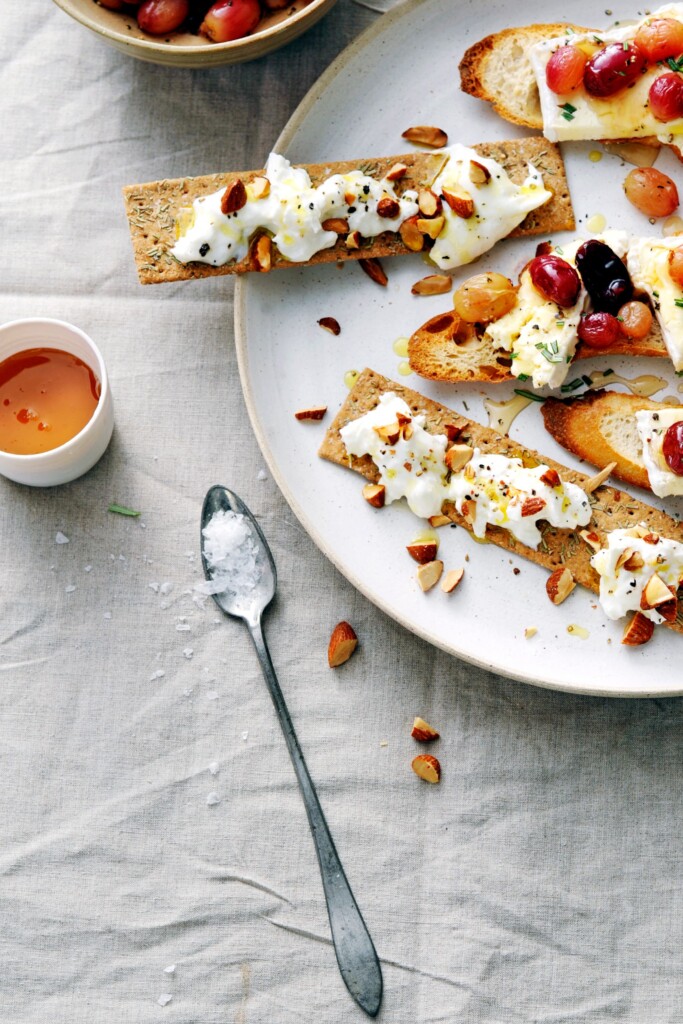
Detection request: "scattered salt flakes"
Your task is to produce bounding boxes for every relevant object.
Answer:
[150,669,166,681]
[208,762,219,775]
[149,582,160,593]
[55,532,69,545]
[192,593,207,610]
[84,565,92,573]
[119,554,126,562]
[140,522,146,529]
[65,585,76,594]
[157,993,173,1007]
[185,550,195,559]
[103,611,112,620]
[109,554,116,561]
[175,624,191,632]
[257,469,268,481]
[206,691,219,701]
[213,618,221,625]
[183,648,194,660]
[197,509,262,597]
[379,740,388,748]
[160,601,171,610]
[164,965,176,975]
[241,731,249,742]
[160,581,173,595]
[206,792,221,806]
[183,687,194,697]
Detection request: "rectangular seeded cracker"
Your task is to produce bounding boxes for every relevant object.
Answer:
[318,369,683,635]
[123,138,573,285]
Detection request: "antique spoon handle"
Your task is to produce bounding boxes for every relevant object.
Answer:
[247,617,383,1018]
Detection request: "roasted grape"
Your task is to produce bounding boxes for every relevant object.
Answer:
[663,420,683,475]
[545,45,588,94]
[200,0,261,41]
[668,246,683,287]
[583,42,647,98]
[635,17,683,61]
[577,311,621,349]
[575,240,633,314]
[137,0,189,34]
[452,272,517,323]
[624,167,680,218]
[649,73,683,122]
[528,254,581,307]
[617,300,653,339]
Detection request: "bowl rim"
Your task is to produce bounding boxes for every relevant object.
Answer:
[52,0,333,54]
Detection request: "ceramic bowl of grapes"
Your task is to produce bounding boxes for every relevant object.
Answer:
[52,0,338,67]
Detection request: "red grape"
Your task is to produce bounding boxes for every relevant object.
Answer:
[577,311,621,349]
[583,42,647,98]
[545,45,588,94]
[649,73,683,122]
[200,0,261,41]
[663,420,683,474]
[624,167,680,218]
[635,18,683,62]
[528,254,581,307]
[137,0,189,34]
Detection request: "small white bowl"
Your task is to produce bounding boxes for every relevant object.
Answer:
[0,318,114,487]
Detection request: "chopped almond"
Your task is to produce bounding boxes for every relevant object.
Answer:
[521,496,546,517]
[377,196,401,219]
[373,422,400,445]
[579,529,602,553]
[407,540,438,564]
[641,572,675,610]
[411,274,452,296]
[402,125,448,149]
[441,186,474,218]
[621,611,655,647]
[411,753,441,783]
[251,234,272,272]
[583,461,617,494]
[385,162,408,181]
[294,405,327,421]
[359,257,388,286]
[317,316,341,336]
[441,568,464,594]
[221,179,247,215]
[321,217,349,233]
[546,566,576,606]
[249,175,270,200]
[540,468,561,488]
[417,189,441,217]
[411,717,440,742]
[346,230,362,249]
[469,159,491,184]
[416,559,444,592]
[417,215,445,239]
[428,514,451,528]
[327,621,359,667]
[399,215,424,252]
[524,626,538,639]
[362,483,385,508]
[443,422,466,443]
[444,444,473,472]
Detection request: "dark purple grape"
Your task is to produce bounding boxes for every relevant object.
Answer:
[583,42,647,98]
[577,311,621,349]
[528,254,581,307]
[575,240,633,314]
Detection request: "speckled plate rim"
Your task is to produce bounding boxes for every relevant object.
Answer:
[234,0,683,698]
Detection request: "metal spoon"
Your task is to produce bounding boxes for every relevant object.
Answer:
[200,485,383,1018]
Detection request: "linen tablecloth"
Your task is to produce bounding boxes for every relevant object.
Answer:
[3,3,683,1021]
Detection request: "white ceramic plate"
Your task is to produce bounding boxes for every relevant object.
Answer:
[235,0,683,695]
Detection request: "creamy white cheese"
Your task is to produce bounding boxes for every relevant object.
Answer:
[529,4,683,144]
[627,236,683,371]
[591,526,683,622]
[340,392,591,546]
[171,148,550,270]
[635,407,683,496]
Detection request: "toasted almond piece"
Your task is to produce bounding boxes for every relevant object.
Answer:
[521,496,546,517]
[615,547,638,572]
[385,162,408,182]
[441,186,474,218]
[359,257,388,286]
[402,125,448,149]
[416,559,444,592]
[624,524,650,539]
[377,196,401,219]
[294,405,327,421]
[411,274,452,296]
[444,443,473,472]
[328,621,359,667]
[362,483,385,508]
[411,753,441,783]
[642,531,660,544]
[444,421,466,443]
[221,179,247,215]
[344,190,356,206]
[540,468,561,488]
[621,611,655,647]
[641,572,675,610]
[469,159,491,185]
[417,215,445,239]
[441,567,464,594]
[623,550,645,572]
[407,540,438,564]
[251,234,272,272]
[524,626,538,639]
[249,175,270,200]
[373,422,400,445]
[579,529,602,553]
[318,316,341,336]
[411,717,440,742]
[346,230,362,250]
[321,217,350,233]
[417,189,442,217]
[583,461,617,494]
[546,566,576,606]
[399,215,424,252]
[460,499,476,525]
[428,514,451,528]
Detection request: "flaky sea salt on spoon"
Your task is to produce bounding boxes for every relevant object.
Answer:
[196,509,262,597]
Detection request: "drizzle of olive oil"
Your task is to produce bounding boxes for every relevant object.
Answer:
[397,361,413,376]
[344,369,359,390]
[586,213,606,234]
[566,623,589,640]
[483,393,533,436]
[392,336,409,357]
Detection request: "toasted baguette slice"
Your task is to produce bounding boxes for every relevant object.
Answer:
[408,309,670,384]
[124,139,573,285]
[541,391,671,491]
[318,369,683,634]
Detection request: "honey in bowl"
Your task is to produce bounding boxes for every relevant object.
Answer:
[0,347,101,456]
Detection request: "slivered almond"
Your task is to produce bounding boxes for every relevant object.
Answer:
[615,547,638,572]
[546,566,576,606]
[428,514,451,528]
[622,611,655,647]
[411,717,440,742]
[583,461,617,494]
[317,316,341,335]
[411,274,452,296]
[327,621,358,667]
[623,550,645,572]
[399,215,424,252]
[385,162,408,181]
[641,572,675,610]
[251,234,272,272]
[441,568,464,594]
[521,496,546,517]
[469,159,491,184]
[321,217,349,233]
[579,529,602,553]
[362,483,385,508]
[417,189,441,217]
[359,257,388,286]
[417,215,445,239]
[402,125,448,149]
[461,499,476,525]
[294,405,327,421]
[441,186,474,219]
[416,559,444,592]
[445,444,473,472]
[373,422,400,445]
[411,753,441,782]
[249,175,270,199]
[346,231,362,249]
[540,468,561,488]
[377,196,401,219]
[407,541,438,564]
[221,179,247,214]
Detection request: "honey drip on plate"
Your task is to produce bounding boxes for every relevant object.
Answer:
[566,623,590,640]
[586,213,606,234]
[392,336,409,357]
[585,370,668,398]
[483,393,533,436]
